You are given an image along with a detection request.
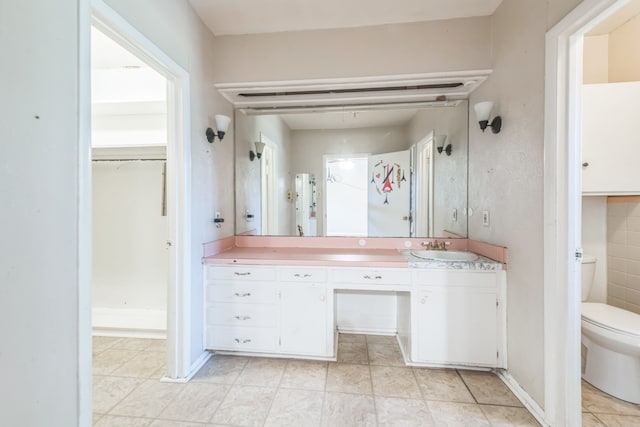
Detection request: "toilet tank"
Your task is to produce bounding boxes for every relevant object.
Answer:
[582,255,597,302]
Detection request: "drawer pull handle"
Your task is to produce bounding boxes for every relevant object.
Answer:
[234,292,252,297]
[234,272,252,276]
[234,338,252,344]
[294,273,312,278]
[363,275,382,280]
[234,315,251,321]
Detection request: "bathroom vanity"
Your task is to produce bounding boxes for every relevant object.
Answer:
[203,239,507,369]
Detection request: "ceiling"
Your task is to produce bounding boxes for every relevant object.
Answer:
[188,0,503,36]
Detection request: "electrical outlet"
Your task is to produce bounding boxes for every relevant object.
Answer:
[482,210,490,227]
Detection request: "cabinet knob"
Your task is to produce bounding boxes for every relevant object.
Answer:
[363,275,382,280]
[234,292,252,297]
[234,272,251,276]
[294,273,312,278]
[234,315,251,320]
[582,162,589,167]
[234,338,252,344]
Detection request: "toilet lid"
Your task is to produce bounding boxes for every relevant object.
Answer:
[582,303,640,336]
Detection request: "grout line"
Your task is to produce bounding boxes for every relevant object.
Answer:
[456,369,480,405]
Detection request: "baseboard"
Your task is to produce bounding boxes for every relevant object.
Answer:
[161,350,213,383]
[92,307,166,339]
[337,327,397,335]
[496,370,549,427]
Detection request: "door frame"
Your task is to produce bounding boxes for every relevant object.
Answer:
[90,0,192,379]
[544,0,629,424]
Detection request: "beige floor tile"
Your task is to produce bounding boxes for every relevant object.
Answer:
[459,370,522,407]
[367,343,405,367]
[94,413,104,424]
[150,420,210,427]
[427,401,490,426]
[210,385,276,427]
[191,355,248,384]
[93,336,124,353]
[582,412,607,427]
[94,415,154,427]
[375,396,434,427]
[93,375,145,414]
[413,368,474,403]
[158,382,229,423]
[326,363,373,395]
[370,366,421,399]
[109,379,185,418]
[320,392,376,427]
[337,342,369,364]
[279,360,327,391]
[338,333,367,344]
[583,387,640,416]
[112,351,166,379]
[145,339,167,352]
[235,358,287,387]
[94,349,140,375]
[480,405,540,427]
[365,334,397,346]
[264,389,324,427]
[110,338,160,351]
[594,413,640,426]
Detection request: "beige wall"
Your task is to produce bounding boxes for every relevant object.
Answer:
[584,35,609,84]
[609,14,640,82]
[468,0,581,406]
[584,14,640,83]
[212,17,492,82]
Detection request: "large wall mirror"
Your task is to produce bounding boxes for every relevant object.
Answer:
[234,101,468,238]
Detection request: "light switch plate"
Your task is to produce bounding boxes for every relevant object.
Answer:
[482,210,490,227]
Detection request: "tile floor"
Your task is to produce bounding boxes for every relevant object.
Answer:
[582,380,640,426]
[92,333,544,426]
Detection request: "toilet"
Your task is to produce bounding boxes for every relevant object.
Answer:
[581,255,640,403]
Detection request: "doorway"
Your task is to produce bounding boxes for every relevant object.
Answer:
[324,155,368,237]
[544,0,632,424]
[91,0,192,380]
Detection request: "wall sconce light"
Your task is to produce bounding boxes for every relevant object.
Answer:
[249,141,266,161]
[435,135,452,156]
[205,114,231,143]
[474,101,502,134]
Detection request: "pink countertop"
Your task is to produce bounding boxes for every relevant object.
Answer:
[203,246,409,268]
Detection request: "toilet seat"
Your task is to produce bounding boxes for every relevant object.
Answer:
[582,302,640,337]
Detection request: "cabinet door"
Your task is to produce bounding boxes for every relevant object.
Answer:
[279,284,331,357]
[417,287,497,366]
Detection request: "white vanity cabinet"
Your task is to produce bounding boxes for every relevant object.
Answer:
[411,270,506,368]
[205,264,334,359]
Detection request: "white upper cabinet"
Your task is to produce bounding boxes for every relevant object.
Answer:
[582,82,640,195]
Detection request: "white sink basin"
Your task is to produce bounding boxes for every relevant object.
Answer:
[410,250,479,262]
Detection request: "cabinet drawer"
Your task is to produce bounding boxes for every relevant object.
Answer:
[207,283,278,304]
[278,267,327,282]
[206,303,278,328]
[206,265,276,282]
[415,270,496,288]
[206,326,279,353]
[329,268,411,285]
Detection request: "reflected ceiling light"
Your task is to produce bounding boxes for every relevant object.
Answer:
[435,135,452,156]
[206,114,231,143]
[249,141,266,161]
[473,101,502,134]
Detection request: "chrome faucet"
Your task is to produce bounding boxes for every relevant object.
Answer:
[421,240,447,250]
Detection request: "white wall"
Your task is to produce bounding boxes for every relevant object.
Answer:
[235,113,293,235]
[467,0,582,407]
[0,1,90,425]
[103,0,234,367]
[583,35,609,84]
[407,102,468,237]
[92,160,168,333]
[582,196,608,303]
